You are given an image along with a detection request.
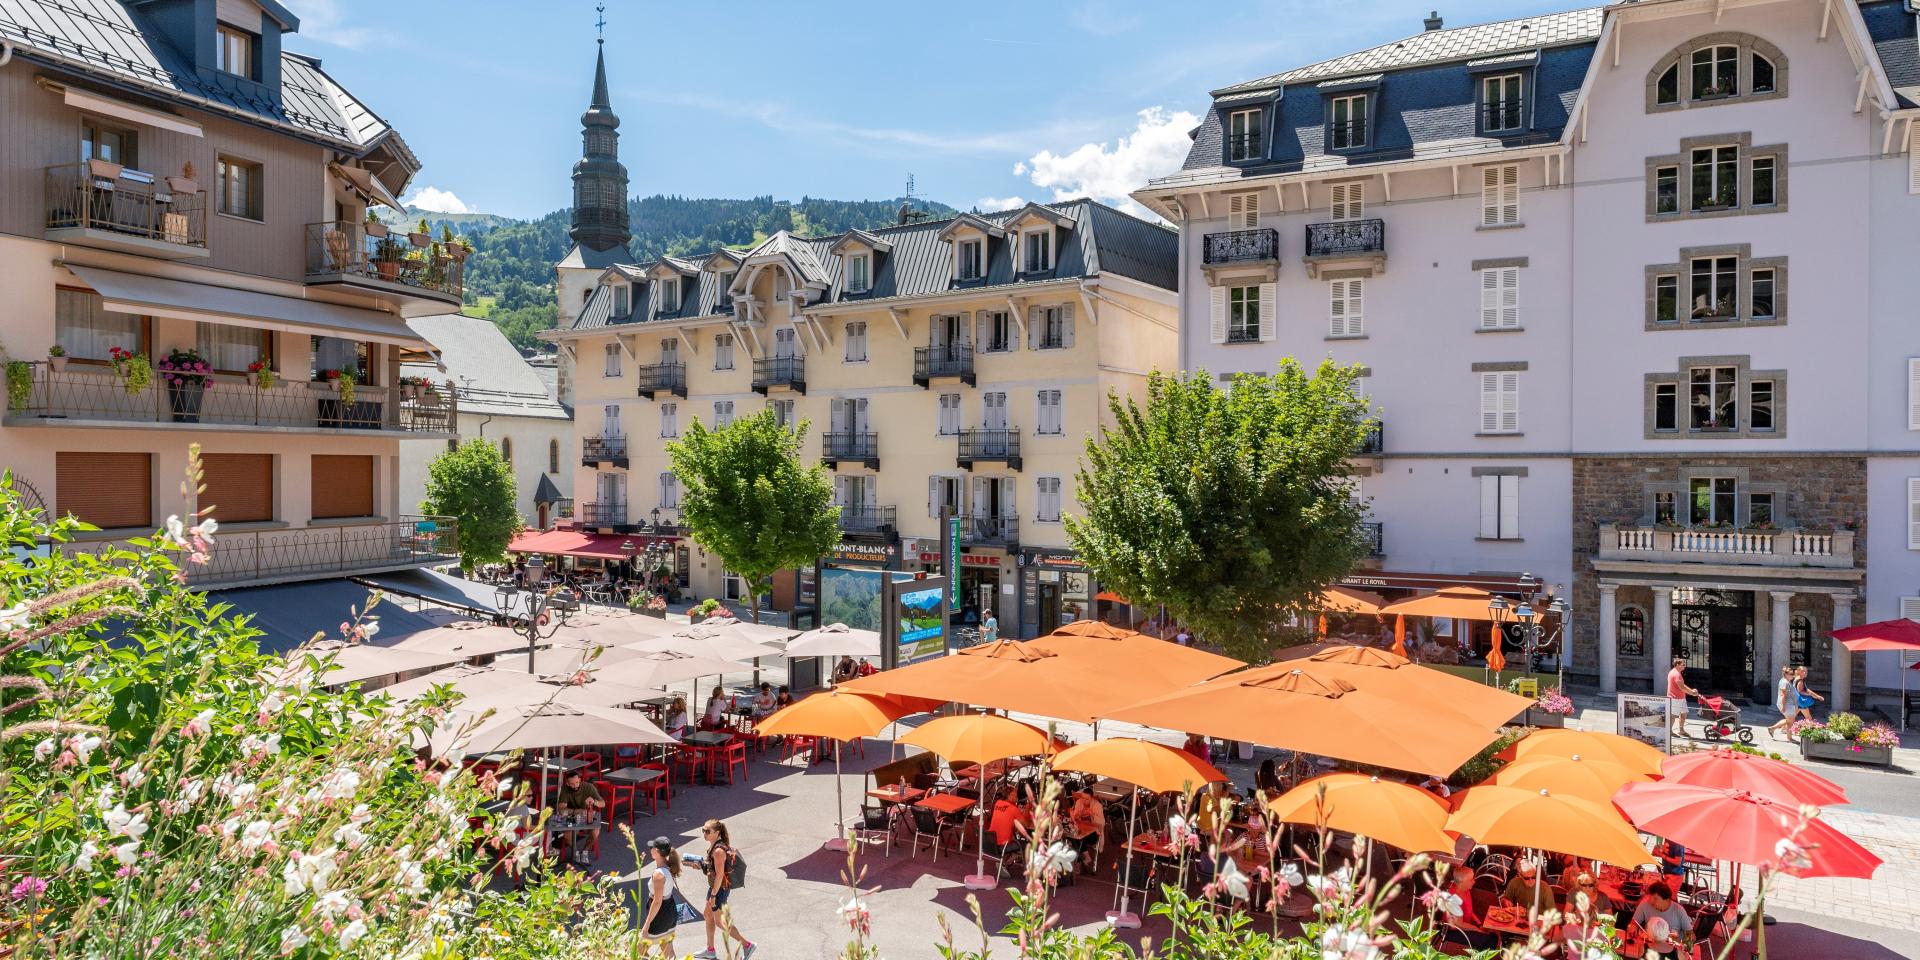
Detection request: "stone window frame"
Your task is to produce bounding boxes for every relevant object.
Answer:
[1644,243,1787,330]
[1644,356,1788,440]
[1472,256,1528,332]
[1639,463,1795,529]
[1644,133,1789,222]
[1645,32,1789,113]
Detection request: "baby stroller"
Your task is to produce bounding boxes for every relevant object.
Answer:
[1692,694,1754,744]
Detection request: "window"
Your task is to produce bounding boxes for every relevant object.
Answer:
[1691,45,1738,99]
[57,452,152,529]
[196,323,268,373]
[603,342,622,377]
[1227,286,1261,343]
[770,398,794,428]
[1656,64,1680,105]
[714,334,735,371]
[1479,371,1519,434]
[772,273,789,302]
[937,394,962,436]
[199,453,272,523]
[1481,165,1519,226]
[601,403,623,438]
[81,120,137,167]
[1036,477,1063,522]
[1752,156,1776,207]
[957,240,984,281]
[980,311,1015,353]
[1618,607,1647,657]
[1479,474,1520,540]
[660,472,679,509]
[1690,366,1739,430]
[929,475,963,518]
[847,253,871,293]
[844,321,868,362]
[1690,257,1738,319]
[1036,307,1067,349]
[217,156,263,220]
[1752,53,1777,94]
[1910,477,1920,548]
[1036,390,1064,435]
[981,391,1009,430]
[1227,108,1263,161]
[1789,614,1812,667]
[1330,94,1368,150]
[309,336,368,383]
[658,337,679,366]
[614,284,634,317]
[1689,477,1737,525]
[1654,166,1679,215]
[549,438,560,474]
[659,403,678,437]
[1329,279,1363,337]
[1227,193,1260,230]
[658,278,679,313]
[1749,379,1775,431]
[1482,75,1523,132]
[55,289,144,361]
[1023,231,1052,273]
[1750,492,1775,527]
[1690,146,1738,210]
[1654,383,1679,431]
[1750,268,1776,320]
[1330,182,1364,222]
[500,437,513,466]
[1479,267,1519,329]
[712,401,733,428]
[1655,491,1679,525]
[1654,275,1679,324]
[216,24,256,80]
[310,455,374,520]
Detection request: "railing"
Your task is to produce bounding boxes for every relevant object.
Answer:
[3,364,454,433]
[1306,219,1386,258]
[963,514,1019,547]
[1481,102,1525,131]
[822,432,880,464]
[581,436,628,465]
[45,162,208,249]
[1358,422,1384,456]
[837,505,897,535]
[1598,523,1854,569]
[580,502,626,526]
[957,428,1021,467]
[751,356,805,393]
[635,362,686,399]
[1226,133,1263,161]
[1359,521,1384,558]
[1329,120,1367,150]
[56,516,458,589]
[913,342,974,385]
[1203,228,1279,265]
[305,221,465,301]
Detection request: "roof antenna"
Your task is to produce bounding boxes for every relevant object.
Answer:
[595,3,607,44]
[898,173,930,225]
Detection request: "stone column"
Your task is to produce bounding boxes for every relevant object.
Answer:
[1831,593,1854,713]
[1597,583,1619,694]
[1651,586,1673,694]
[1769,591,1794,703]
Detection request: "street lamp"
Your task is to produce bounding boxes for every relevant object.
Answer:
[1486,575,1571,684]
[494,554,580,673]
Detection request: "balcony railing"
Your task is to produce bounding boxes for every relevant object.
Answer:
[580,502,627,526]
[1358,421,1384,456]
[1597,523,1855,569]
[56,516,458,590]
[1328,120,1367,151]
[837,505,897,535]
[1202,228,1279,265]
[822,432,880,468]
[635,362,686,399]
[1481,101,1525,132]
[957,428,1022,470]
[305,220,465,302]
[582,436,629,467]
[1359,522,1384,558]
[2,364,454,434]
[1226,133,1263,162]
[913,342,975,387]
[44,162,207,256]
[751,356,806,394]
[963,514,1019,548]
[1306,219,1386,258]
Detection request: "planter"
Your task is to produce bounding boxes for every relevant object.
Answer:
[420,390,442,407]
[47,356,67,373]
[638,607,666,619]
[374,259,402,281]
[167,380,207,423]
[1800,739,1892,767]
[408,232,432,248]
[364,221,389,239]
[1522,708,1568,729]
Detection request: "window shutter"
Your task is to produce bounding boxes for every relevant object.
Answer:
[1499,475,1521,538]
[1257,282,1277,341]
[1062,303,1075,348]
[1330,281,1347,336]
[1330,182,1363,221]
[1500,268,1519,327]
[1209,286,1228,344]
[1902,596,1920,621]
[1481,168,1500,226]
[1479,476,1500,539]
[200,453,273,524]
[1910,148,1920,195]
[1228,193,1260,230]
[1909,478,1920,549]
[310,455,374,520]
[974,311,988,352]
[56,452,152,529]
[928,476,940,518]
[1001,477,1017,516]
[1909,358,1920,430]
[1480,373,1502,433]
[1479,270,1500,328]
[1501,166,1520,223]
[1500,372,1520,432]
[1480,268,1519,328]
[971,476,987,516]
[1028,306,1042,349]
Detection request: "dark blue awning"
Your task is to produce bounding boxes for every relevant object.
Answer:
[207,578,443,654]
[353,568,502,618]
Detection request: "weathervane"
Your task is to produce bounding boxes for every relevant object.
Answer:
[595,3,606,44]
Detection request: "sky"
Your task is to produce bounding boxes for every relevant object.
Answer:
[287,0,1576,221]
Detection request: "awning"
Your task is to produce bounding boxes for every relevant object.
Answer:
[507,529,676,560]
[1340,570,1534,594]
[208,578,444,654]
[47,80,203,137]
[63,265,425,347]
[328,162,405,211]
[354,568,502,617]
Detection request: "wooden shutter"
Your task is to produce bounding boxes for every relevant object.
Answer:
[1258,282,1278,341]
[1499,475,1520,539]
[1000,477,1017,517]
[1330,279,1363,336]
[56,452,151,529]
[1228,193,1260,230]
[1909,478,1920,549]
[1330,182,1363,221]
[200,453,272,523]
[1480,268,1519,329]
[1482,165,1519,225]
[973,310,988,352]
[1481,372,1520,433]
[1479,476,1500,539]
[1027,306,1042,350]
[1908,358,1920,429]
[1481,373,1503,433]
[1501,166,1520,223]
[1209,286,1228,343]
[310,455,374,519]
[1061,303,1075,348]
[928,476,940,518]
[1902,596,1920,621]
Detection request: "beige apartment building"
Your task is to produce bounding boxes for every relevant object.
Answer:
[0,0,464,601]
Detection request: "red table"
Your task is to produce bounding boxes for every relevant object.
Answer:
[868,785,925,806]
[915,793,975,815]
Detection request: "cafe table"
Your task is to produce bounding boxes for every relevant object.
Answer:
[1478,905,1534,941]
[680,730,733,784]
[542,813,603,859]
[867,784,926,806]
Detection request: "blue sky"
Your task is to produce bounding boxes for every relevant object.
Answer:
[288,0,1573,220]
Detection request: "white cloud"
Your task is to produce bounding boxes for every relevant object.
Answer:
[295,0,378,50]
[973,196,1029,212]
[1013,107,1199,218]
[402,187,470,215]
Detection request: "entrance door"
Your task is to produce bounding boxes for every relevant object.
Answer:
[1672,590,1753,694]
[660,337,679,365]
[933,314,964,352]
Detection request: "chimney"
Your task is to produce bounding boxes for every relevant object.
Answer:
[1423,10,1444,30]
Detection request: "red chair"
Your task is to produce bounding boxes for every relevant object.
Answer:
[610,743,646,770]
[568,751,603,778]
[669,745,704,785]
[594,779,635,823]
[783,735,818,764]
[636,762,671,814]
[720,739,750,785]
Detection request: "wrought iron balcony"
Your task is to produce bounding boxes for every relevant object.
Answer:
[1359,522,1384,558]
[751,356,805,394]
[582,435,629,468]
[913,342,975,387]
[2,364,455,435]
[305,220,465,306]
[957,428,1022,471]
[1226,133,1264,162]
[635,362,687,399]
[963,514,1019,548]
[44,162,208,259]
[1202,228,1279,266]
[55,516,458,590]
[1481,101,1525,132]
[1306,219,1386,259]
[822,432,880,470]
[837,505,898,536]
[1358,421,1384,456]
[581,502,627,526]
[1597,523,1855,570]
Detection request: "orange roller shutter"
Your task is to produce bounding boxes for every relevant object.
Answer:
[56,452,152,529]
[199,453,273,523]
[310,455,374,519]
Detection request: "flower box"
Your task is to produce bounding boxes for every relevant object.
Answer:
[1800,739,1891,767]
[638,607,666,619]
[1522,708,1567,729]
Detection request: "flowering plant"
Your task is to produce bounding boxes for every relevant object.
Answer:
[246,359,275,390]
[107,345,151,393]
[156,348,211,387]
[1855,721,1901,749]
[1535,685,1576,716]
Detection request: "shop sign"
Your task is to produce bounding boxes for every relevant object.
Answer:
[1018,548,1083,570]
[958,552,1001,569]
[828,541,895,566]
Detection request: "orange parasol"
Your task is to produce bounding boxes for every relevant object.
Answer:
[898,713,1055,765]
[758,690,928,848]
[1486,642,1508,674]
[1316,585,1390,615]
[1447,784,1655,868]
[1497,728,1666,776]
[1391,615,1407,659]
[1381,586,1505,621]
[1266,773,1454,854]
[1049,619,1141,640]
[1051,738,1227,925]
[1491,754,1652,806]
[1316,614,1329,639]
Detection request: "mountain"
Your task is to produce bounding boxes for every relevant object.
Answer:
[389,194,962,350]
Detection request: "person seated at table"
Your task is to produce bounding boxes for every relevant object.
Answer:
[750,682,777,719]
[663,696,691,738]
[1192,780,1235,842]
[1502,859,1553,913]
[988,786,1035,867]
[1417,774,1451,800]
[832,655,860,684]
[1182,732,1211,764]
[554,770,605,867]
[1630,882,1696,955]
[699,688,729,730]
[1438,864,1497,951]
[775,686,795,709]
[1563,872,1617,926]
[1066,789,1105,876]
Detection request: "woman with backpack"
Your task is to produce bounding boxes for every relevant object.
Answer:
[696,818,756,960]
[638,837,684,957]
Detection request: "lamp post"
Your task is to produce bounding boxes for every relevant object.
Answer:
[494,554,581,673]
[1487,573,1571,686]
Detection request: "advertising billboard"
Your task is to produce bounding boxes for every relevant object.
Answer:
[818,566,888,632]
[1616,693,1674,753]
[883,575,951,668]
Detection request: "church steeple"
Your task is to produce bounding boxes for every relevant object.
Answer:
[570,20,630,254]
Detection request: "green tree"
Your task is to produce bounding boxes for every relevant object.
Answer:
[421,438,521,573]
[667,409,839,624]
[1066,359,1374,664]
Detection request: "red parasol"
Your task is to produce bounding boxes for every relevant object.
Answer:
[1612,782,1881,879]
[1831,619,1920,727]
[1657,748,1848,807]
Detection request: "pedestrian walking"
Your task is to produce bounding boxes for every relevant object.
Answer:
[694,818,755,959]
[981,609,999,644]
[1793,665,1823,726]
[1665,658,1698,739]
[1766,665,1796,740]
[638,837,682,956]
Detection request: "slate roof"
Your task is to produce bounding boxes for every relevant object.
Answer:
[558,243,633,272]
[1861,0,1920,106]
[0,0,403,154]
[405,315,569,421]
[560,198,1177,333]
[1214,8,1605,93]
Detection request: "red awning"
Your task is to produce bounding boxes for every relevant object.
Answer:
[507,529,675,560]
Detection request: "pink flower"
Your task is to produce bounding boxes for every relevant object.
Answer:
[9,876,47,900]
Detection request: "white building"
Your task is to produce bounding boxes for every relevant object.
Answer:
[1135,0,1920,713]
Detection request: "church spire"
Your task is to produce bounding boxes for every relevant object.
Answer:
[570,6,630,253]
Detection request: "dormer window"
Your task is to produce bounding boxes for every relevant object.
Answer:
[1329,94,1368,150]
[1650,35,1785,110]
[958,240,984,281]
[1227,108,1263,162]
[1481,74,1523,133]
[847,253,871,293]
[659,277,680,312]
[1022,231,1052,273]
[613,284,631,317]
[217,24,257,80]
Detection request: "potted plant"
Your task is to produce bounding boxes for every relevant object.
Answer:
[246,359,275,390]
[46,345,67,373]
[336,370,356,407]
[419,380,443,406]
[689,598,732,624]
[5,360,32,412]
[363,208,389,239]
[107,346,151,394]
[372,233,405,281]
[408,217,433,249]
[626,590,668,619]
[156,347,211,422]
[443,225,470,262]
[1796,712,1898,767]
[1522,685,1575,728]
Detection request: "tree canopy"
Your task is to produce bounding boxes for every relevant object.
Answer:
[1065,359,1375,663]
[420,438,521,573]
[667,409,839,622]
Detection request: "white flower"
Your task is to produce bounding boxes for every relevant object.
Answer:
[1318,923,1381,960]
[0,601,29,631]
[315,889,351,918]
[113,841,140,867]
[177,778,206,809]
[34,738,56,762]
[69,733,102,763]
[240,733,281,757]
[1276,860,1305,888]
[1432,890,1464,918]
[282,850,339,896]
[279,926,309,952]
[332,822,367,850]
[102,804,147,840]
[259,692,287,716]
[165,515,187,543]
[73,841,99,871]
[120,764,148,790]
[318,766,362,801]
[396,859,427,895]
[1040,841,1078,875]
[350,802,371,823]
[1216,855,1251,900]
[238,819,276,853]
[336,919,368,949]
[195,517,218,542]
[180,708,216,739]
[1774,836,1813,871]
[359,618,379,638]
